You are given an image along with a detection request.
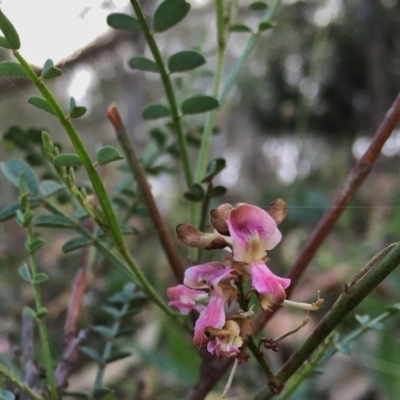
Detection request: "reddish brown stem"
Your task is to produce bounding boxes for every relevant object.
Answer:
[107,103,185,283]
[55,220,93,388]
[184,91,400,400]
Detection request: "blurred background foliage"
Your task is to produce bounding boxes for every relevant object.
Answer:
[1,0,400,399]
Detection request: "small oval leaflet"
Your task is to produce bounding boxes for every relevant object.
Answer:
[96,146,124,165]
[259,21,276,32]
[142,104,171,120]
[28,96,56,116]
[0,390,16,400]
[152,0,190,33]
[107,13,142,31]
[202,158,226,183]
[230,24,252,33]
[128,56,159,73]
[39,180,66,198]
[0,61,30,79]
[53,154,83,168]
[62,237,93,253]
[0,36,11,49]
[210,185,227,198]
[1,159,39,195]
[181,95,219,115]
[41,59,62,79]
[183,183,205,202]
[168,50,206,73]
[18,264,32,282]
[34,214,75,229]
[23,307,37,319]
[249,1,268,11]
[0,9,20,49]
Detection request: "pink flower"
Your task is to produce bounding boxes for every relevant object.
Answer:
[206,321,243,358]
[167,285,208,314]
[193,291,226,346]
[249,260,290,304]
[227,203,282,263]
[184,262,235,291]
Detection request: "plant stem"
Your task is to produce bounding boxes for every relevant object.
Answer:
[255,242,400,398]
[93,302,129,391]
[194,0,226,184]
[219,0,281,104]
[0,363,45,400]
[13,51,124,248]
[272,332,336,400]
[129,0,193,188]
[43,202,192,333]
[26,226,58,400]
[108,104,185,283]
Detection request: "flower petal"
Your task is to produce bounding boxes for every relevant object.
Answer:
[167,285,207,315]
[228,203,282,262]
[184,262,234,290]
[248,260,290,304]
[193,291,226,346]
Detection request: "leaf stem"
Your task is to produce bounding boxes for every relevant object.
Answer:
[0,363,45,400]
[194,0,226,185]
[107,103,185,283]
[26,226,58,400]
[129,0,193,188]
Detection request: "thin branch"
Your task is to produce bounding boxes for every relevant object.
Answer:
[107,103,185,283]
[254,241,400,398]
[184,91,400,400]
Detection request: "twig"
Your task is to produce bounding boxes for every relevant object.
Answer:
[55,330,88,390]
[107,103,185,283]
[20,314,40,400]
[184,91,400,400]
[254,241,400,398]
[0,363,45,400]
[55,220,93,389]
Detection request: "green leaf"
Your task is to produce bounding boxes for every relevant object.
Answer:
[79,346,103,364]
[0,390,15,400]
[355,314,370,325]
[128,56,159,73]
[152,0,190,32]
[91,325,114,338]
[0,36,12,49]
[0,200,41,223]
[33,273,49,284]
[28,95,56,116]
[41,59,62,79]
[36,307,48,318]
[62,391,90,399]
[62,237,92,253]
[210,185,227,197]
[385,303,400,312]
[230,24,252,33]
[150,128,167,147]
[201,158,226,183]
[93,388,113,400]
[39,180,66,197]
[115,327,137,338]
[0,61,29,79]
[26,238,45,253]
[96,146,124,165]
[122,307,143,318]
[107,13,141,31]
[102,305,122,318]
[258,21,276,32]
[75,208,89,220]
[1,159,39,195]
[19,264,32,282]
[168,50,206,73]
[335,343,351,355]
[105,351,132,364]
[17,210,34,227]
[181,95,219,114]
[70,106,87,119]
[0,9,20,49]
[23,306,37,319]
[34,215,75,229]
[53,154,83,168]
[183,183,205,202]
[142,104,171,120]
[249,1,268,11]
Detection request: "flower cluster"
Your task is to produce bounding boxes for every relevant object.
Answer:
[167,200,290,359]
